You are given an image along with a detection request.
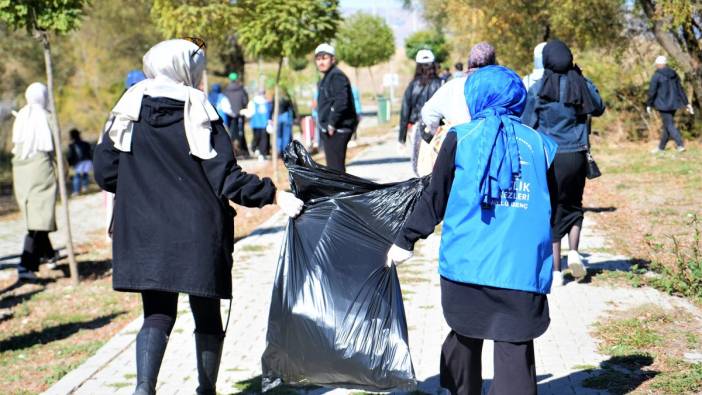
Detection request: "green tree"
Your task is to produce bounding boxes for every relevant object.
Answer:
[235,0,340,178]
[336,12,395,90]
[404,29,449,64]
[0,0,87,284]
[417,0,624,73]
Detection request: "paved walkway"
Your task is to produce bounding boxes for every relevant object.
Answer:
[42,136,701,395]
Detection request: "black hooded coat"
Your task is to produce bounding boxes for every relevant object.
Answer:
[647,67,689,112]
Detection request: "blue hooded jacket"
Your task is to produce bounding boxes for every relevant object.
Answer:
[440,66,558,294]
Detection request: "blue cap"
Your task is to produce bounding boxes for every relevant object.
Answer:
[125,70,146,89]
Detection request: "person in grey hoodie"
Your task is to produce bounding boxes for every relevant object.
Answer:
[647,55,693,153]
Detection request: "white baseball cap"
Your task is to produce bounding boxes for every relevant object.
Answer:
[315,43,335,57]
[415,49,435,64]
[655,55,667,65]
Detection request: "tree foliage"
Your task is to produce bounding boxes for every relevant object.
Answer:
[0,0,85,34]
[235,0,340,60]
[420,0,624,73]
[336,12,395,69]
[404,29,449,64]
[151,0,238,48]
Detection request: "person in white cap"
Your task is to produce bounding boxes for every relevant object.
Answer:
[93,38,303,395]
[314,43,358,172]
[647,55,693,153]
[399,48,442,176]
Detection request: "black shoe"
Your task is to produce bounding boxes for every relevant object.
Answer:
[194,332,225,395]
[133,327,169,395]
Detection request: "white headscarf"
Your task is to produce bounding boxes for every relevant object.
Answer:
[109,39,219,160]
[12,82,54,160]
[523,42,547,90]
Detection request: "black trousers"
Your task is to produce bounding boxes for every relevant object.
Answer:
[251,128,270,156]
[552,151,587,240]
[20,230,56,272]
[228,116,250,156]
[321,131,352,172]
[141,290,223,335]
[658,110,684,149]
[440,331,536,395]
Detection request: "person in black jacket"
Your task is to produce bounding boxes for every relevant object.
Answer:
[399,49,442,176]
[223,72,250,157]
[647,55,693,153]
[93,39,303,395]
[67,128,93,196]
[314,43,358,172]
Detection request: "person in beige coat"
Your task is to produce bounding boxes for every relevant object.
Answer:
[12,82,58,281]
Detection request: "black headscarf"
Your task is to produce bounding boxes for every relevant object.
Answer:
[538,40,597,115]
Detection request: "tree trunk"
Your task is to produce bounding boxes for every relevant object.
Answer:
[271,57,283,184]
[640,0,702,113]
[38,31,79,285]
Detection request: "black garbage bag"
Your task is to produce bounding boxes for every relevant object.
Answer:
[261,141,427,392]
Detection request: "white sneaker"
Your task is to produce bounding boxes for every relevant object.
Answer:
[568,250,587,278]
[551,271,565,290]
[650,147,663,154]
[677,146,686,152]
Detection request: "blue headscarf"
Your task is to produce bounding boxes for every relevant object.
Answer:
[464,65,527,207]
[208,83,222,106]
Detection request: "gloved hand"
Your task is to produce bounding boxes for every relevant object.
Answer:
[386,244,413,267]
[327,125,336,136]
[687,104,695,115]
[266,121,274,134]
[276,191,303,218]
[646,106,652,115]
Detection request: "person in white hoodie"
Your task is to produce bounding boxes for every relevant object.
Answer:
[523,42,547,90]
[416,43,497,176]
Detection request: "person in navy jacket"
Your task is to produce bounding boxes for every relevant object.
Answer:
[388,66,558,395]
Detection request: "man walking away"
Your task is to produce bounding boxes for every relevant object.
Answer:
[452,62,465,79]
[647,55,693,153]
[67,128,93,196]
[314,43,358,172]
[224,72,250,157]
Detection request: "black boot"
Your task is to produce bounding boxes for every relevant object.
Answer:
[133,327,169,395]
[194,332,225,395]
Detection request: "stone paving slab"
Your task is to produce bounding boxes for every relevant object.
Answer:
[43,136,701,395]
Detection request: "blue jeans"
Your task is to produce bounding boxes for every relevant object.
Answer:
[277,122,292,154]
[72,172,89,194]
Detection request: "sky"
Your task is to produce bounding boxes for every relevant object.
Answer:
[340,0,425,45]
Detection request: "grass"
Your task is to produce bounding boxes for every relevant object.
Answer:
[0,239,140,394]
[233,375,321,394]
[586,141,702,303]
[582,304,702,394]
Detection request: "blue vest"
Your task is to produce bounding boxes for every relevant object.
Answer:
[250,100,272,129]
[439,120,558,294]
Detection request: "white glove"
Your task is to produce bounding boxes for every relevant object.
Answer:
[687,104,695,115]
[386,244,413,267]
[276,191,303,218]
[646,106,652,115]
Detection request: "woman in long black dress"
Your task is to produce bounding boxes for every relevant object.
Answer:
[94,39,303,395]
[388,65,559,395]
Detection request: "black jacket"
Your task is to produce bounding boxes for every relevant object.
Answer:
[647,67,688,112]
[94,96,276,299]
[224,81,249,116]
[399,77,442,143]
[67,140,93,166]
[317,65,357,132]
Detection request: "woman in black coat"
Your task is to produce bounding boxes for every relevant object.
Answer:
[94,39,302,395]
